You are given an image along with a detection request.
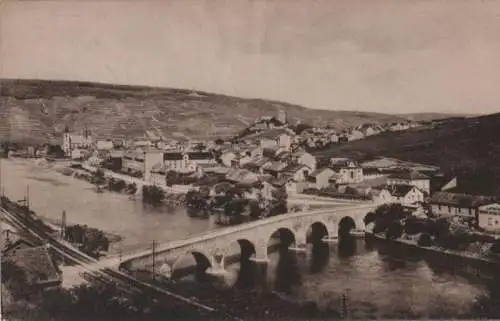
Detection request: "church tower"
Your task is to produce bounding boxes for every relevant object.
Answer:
[62,126,72,156]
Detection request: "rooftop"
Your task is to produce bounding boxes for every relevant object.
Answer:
[430,191,495,208]
[4,245,61,286]
[388,171,430,180]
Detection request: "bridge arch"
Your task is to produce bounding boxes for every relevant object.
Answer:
[306,221,329,245]
[171,249,212,279]
[222,239,257,267]
[267,227,297,251]
[338,216,356,237]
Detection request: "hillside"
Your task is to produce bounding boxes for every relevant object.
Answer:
[0,79,458,144]
[313,113,500,196]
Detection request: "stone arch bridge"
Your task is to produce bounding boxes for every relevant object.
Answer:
[119,203,377,277]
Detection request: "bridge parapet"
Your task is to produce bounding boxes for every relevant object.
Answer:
[120,203,377,277]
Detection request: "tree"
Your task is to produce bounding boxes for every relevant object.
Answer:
[215,138,224,145]
[248,199,262,219]
[404,216,426,235]
[166,170,178,187]
[93,169,105,185]
[385,221,403,240]
[1,260,32,300]
[142,185,165,206]
[363,211,377,225]
[490,239,500,254]
[127,183,137,195]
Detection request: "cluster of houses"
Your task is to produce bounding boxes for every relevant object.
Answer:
[1,219,62,297]
[245,110,422,150]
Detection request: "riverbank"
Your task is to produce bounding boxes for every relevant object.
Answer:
[368,232,500,271]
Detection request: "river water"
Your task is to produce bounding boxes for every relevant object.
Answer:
[0,158,491,318]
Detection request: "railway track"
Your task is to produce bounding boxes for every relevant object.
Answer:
[1,200,240,320]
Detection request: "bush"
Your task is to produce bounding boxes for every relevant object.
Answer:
[142,185,165,205]
[418,233,434,247]
[385,221,403,240]
[490,239,500,254]
[126,183,137,195]
[404,216,427,235]
[65,224,110,258]
[363,211,377,225]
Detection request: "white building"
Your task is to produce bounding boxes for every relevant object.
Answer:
[291,151,317,172]
[62,127,93,157]
[373,184,425,207]
[144,150,164,182]
[478,203,500,232]
[307,168,335,189]
[96,140,114,150]
[329,158,364,184]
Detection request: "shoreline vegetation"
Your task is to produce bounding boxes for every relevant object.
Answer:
[364,203,500,269]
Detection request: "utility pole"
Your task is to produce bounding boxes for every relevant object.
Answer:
[26,185,30,211]
[152,240,156,280]
[61,210,67,241]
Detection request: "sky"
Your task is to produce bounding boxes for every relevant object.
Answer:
[1,0,500,114]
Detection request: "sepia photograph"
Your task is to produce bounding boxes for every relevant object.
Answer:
[1,0,500,320]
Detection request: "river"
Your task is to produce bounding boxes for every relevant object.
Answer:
[0,158,491,318]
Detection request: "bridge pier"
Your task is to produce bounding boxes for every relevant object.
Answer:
[288,233,308,254]
[249,239,270,264]
[206,253,228,277]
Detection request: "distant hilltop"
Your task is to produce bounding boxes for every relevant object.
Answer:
[0,78,466,144]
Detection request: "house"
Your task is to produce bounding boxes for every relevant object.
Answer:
[132,140,153,148]
[307,168,335,189]
[261,181,278,200]
[226,169,259,185]
[96,140,114,150]
[276,133,292,150]
[282,164,311,182]
[187,151,214,166]
[144,149,164,182]
[261,161,288,178]
[330,133,339,143]
[219,151,237,167]
[4,245,62,291]
[260,138,278,150]
[387,171,431,195]
[478,203,500,232]
[62,127,93,156]
[149,162,168,185]
[291,151,317,172]
[348,129,365,141]
[163,151,196,173]
[1,230,36,254]
[329,158,364,184]
[362,125,378,137]
[430,191,494,227]
[122,149,145,175]
[373,184,425,207]
[70,148,87,160]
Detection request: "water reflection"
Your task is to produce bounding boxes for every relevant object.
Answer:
[234,259,257,290]
[310,243,330,274]
[273,248,302,295]
[338,236,357,258]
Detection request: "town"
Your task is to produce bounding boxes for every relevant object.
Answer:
[2,106,500,320]
[3,109,499,232]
